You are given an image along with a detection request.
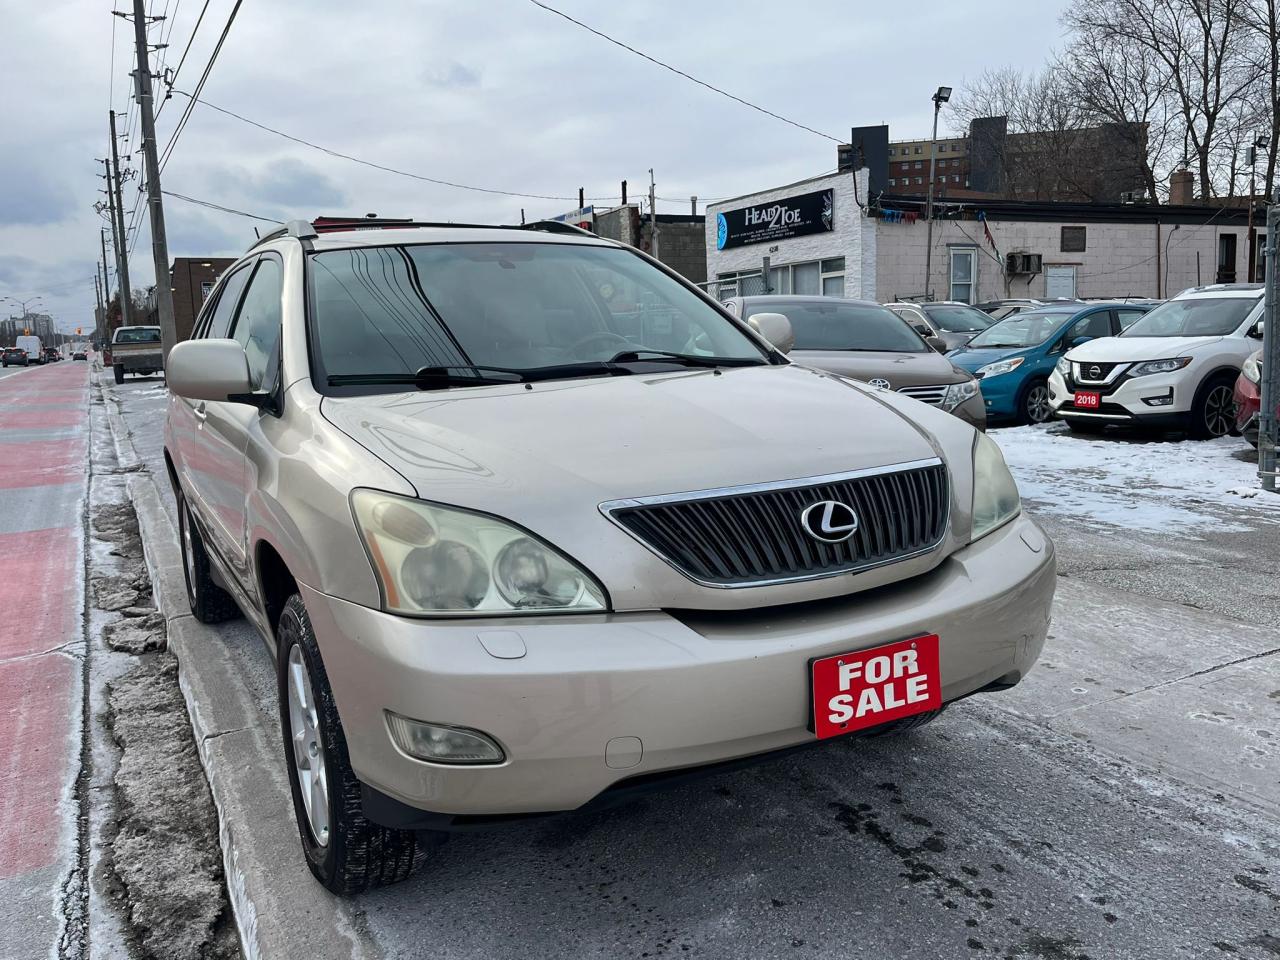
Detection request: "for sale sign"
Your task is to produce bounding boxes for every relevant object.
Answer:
[716,189,834,250]
[810,634,942,739]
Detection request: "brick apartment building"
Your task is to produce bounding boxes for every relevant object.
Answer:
[170,257,235,341]
[882,115,1148,203]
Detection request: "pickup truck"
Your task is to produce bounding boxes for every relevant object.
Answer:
[106,326,163,384]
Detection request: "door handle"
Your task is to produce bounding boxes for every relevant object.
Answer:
[193,402,208,423]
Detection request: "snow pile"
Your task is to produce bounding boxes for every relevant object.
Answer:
[991,424,1280,535]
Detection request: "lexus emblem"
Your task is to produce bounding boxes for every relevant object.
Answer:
[1087,364,1102,380]
[868,378,892,390]
[800,500,859,543]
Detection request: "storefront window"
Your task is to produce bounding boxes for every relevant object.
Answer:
[792,261,821,295]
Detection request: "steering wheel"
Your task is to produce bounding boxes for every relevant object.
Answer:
[567,331,633,358]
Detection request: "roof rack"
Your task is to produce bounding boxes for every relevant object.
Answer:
[243,216,602,254]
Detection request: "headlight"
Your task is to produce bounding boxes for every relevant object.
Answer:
[971,432,1021,542]
[975,356,1025,379]
[1242,351,1262,385]
[1129,357,1191,378]
[1054,356,1069,377]
[941,378,979,411]
[351,489,608,616]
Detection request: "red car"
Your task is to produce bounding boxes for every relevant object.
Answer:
[1233,349,1264,447]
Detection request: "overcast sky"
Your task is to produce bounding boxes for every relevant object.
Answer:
[1,0,1069,332]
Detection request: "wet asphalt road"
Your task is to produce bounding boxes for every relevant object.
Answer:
[112,377,1280,960]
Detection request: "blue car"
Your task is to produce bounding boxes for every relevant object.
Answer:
[948,302,1153,424]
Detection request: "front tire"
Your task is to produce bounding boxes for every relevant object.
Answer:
[177,489,240,623]
[1021,378,1052,425]
[276,595,437,894]
[1189,375,1237,439]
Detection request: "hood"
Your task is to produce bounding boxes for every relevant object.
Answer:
[790,349,969,387]
[1065,335,1223,362]
[322,365,940,509]
[948,346,1031,372]
[320,364,963,611]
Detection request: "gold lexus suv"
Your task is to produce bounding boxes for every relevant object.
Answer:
[163,218,1055,893]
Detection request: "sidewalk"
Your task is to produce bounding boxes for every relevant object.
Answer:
[0,362,91,958]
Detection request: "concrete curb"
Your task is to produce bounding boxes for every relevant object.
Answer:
[101,373,373,960]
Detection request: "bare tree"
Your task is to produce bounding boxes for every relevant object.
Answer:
[1066,0,1263,199]
[1239,0,1279,199]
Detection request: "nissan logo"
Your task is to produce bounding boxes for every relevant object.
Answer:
[1087,364,1102,380]
[800,500,860,543]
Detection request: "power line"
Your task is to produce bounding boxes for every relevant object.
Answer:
[158,0,244,173]
[162,189,282,223]
[167,90,713,205]
[155,0,209,122]
[526,0,841,144]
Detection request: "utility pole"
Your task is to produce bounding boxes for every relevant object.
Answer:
[649,168,659,262]
[1259,188,1279,493]
[923,85,952,302]
[126,0,177,360]
[107,112,133,325]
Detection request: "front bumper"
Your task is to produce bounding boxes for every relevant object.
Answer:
[304,514,1055,820]
[1048,368,1191,426]
[1234,375,1260,442]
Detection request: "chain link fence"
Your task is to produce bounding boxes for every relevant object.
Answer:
[696,272,768,301]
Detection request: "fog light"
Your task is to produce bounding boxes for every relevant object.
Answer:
[385,712,505,764]
[1142,390,1174,407]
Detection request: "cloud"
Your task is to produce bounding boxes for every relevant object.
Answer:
[0,160,77,226]
[425,61,481,89]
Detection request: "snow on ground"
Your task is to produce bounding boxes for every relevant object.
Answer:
[991,423,1280,535]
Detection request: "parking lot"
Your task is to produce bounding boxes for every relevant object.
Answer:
[102,372,1280,960]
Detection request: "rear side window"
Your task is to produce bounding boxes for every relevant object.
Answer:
[1116,308,1147,330]
[230,258,283,390]
[113,327,161,343]
[201,266,253,340]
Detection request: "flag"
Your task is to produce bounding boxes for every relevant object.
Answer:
[978,211,998,256]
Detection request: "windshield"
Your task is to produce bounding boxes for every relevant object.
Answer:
[309,242,768,386]
[923,304,994,333]
[749,300,927,352]
[1120,296,1259,338]
[114,327,161,343]
[966,309,1075,348]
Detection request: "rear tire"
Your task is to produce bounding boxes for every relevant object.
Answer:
[113,363,124,385]
[1188,375,1237,440]
[1020,379,1052,425]
[276,595,438,894]
[177,489,240,623]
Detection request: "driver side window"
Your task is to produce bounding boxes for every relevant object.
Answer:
[1065,312,1110,345]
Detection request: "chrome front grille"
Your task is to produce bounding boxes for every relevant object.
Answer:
[602,460,950,588]
[896,384,949,406]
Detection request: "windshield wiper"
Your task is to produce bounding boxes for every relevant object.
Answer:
[608,349,763,368]
[329,362,642,391]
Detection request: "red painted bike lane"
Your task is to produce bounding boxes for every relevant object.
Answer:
[0,362,89,957]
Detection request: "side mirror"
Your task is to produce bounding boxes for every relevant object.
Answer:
[1249,319,1265,340]
[747,312,795,354]
[911,322,933,337]
[1069,336,1093,349]
[926,335,948,353]
[167,339,252,402]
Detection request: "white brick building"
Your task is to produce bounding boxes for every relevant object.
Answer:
[706,171,1262,304]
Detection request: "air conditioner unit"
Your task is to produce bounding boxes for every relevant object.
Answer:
[1005,252,1043,275]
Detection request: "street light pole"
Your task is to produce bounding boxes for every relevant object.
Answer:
[923,86,951,302]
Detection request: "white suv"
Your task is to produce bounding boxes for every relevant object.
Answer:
[1048,284,1265,437]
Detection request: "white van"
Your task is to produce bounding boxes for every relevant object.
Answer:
[15,335,43,364]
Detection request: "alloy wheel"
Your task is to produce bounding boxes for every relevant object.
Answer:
[287,645,330,847]
[1203,384,1235,438]
[180,501,197,595]
[1026,384,1052,424]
